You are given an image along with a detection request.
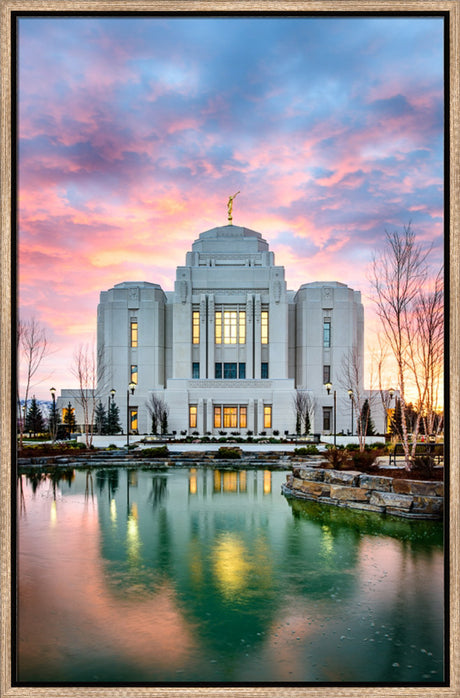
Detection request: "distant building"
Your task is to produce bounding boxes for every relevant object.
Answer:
[95,224,366,436]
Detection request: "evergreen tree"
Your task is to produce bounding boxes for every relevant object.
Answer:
[25,396,45,435]
[304,412,311,436]
[360,399,376,436]
[161,411,168,435]
[107,401,122,434]
[389,397,403,438]
[94,400,108,435]
[62,402,76,438]
[151,413,158,435]
[48,400,61,441]
[295,411,301,435]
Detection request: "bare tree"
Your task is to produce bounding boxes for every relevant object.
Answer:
[408,269,444,436]
[17,318,49,447]
[293,390,316,436]
[369,224,433,468]
[71,342,106,448]
[339,346,378,451]
[146,393,170,435]
[370,336,396,436]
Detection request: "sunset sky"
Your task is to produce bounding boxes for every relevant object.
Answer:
[17,14,445,400]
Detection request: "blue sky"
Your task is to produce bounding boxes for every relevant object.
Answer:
[17,14,445,395]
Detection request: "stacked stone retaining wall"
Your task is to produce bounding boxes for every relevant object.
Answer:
[282,466,443,520]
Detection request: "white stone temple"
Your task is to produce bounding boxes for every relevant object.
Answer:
[95,224,365,436]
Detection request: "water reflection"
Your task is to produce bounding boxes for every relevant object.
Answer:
[18,466,444,684]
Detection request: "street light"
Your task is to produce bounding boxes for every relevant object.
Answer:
[348,389,354,436]
[50,387,56,442]
[325,381,337,448]
[67,401,73,440]
[108,388,116,434]
[126,382,136,449]
[388,387,395,435]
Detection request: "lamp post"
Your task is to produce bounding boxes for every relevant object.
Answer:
[108,388,116,434]
[348,389,354,436]
[67,401,73,440]
[126,382,136,449]
[325,382,336,448]
[388,387,395,435]
[50,387,56,442]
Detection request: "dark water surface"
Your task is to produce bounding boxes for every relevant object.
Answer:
[17,466,444,684]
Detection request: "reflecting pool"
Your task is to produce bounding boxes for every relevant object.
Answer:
[17,466,444,684]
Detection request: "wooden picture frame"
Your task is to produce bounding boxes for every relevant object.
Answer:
[1,2,459,696]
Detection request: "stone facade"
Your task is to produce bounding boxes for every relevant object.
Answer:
[95,224,366,436]
[283,465,443,519]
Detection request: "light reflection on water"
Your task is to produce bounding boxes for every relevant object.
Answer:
[17,466,444,684]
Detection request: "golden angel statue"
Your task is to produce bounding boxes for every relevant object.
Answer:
[227,191,240,224]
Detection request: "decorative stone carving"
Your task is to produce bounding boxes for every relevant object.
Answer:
[322,286,333,308]
[180,280,188,304]
[208,295,214,324]
[128,286,139,309]
[255,297,261,323]
[246,295,253,323]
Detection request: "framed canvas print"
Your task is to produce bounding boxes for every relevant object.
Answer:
[1,1,459,697]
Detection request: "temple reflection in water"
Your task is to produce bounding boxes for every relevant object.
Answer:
[18,466,444,684]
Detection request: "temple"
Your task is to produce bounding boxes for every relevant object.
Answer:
[96,224,365,436]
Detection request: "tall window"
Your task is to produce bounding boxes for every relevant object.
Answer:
[223,311,237,344]
[224,363,237,379]
[214,405,247,429]
[215,309,245,344]
[261,362,268,379]
[323,407,332,431]
[192,362,200,379]
[263,405,272,429]
[130,365,138,384]
[189,405,197,429]
[239,311,246,344]
[223,406,238,428]
[130,321,138,347]
[215,363,245,379]
[130,408,138,432]
[323,320,331,348]
[192,311,200,344]
[215,311,222,344]
[323,365,330,383]
[261,310,269,344]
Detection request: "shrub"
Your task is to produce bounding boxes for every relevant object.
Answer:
[215,446,242,460]
[273,430,279,436]
[246,430,253,436]
[106,443,118,450]
[412,454,435,474]
[140,445,170,458]
[294,445,319,456]
[369,442,386,450]
[324,448,351,469]
[345,443,359,451]
[351,449,381,469]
